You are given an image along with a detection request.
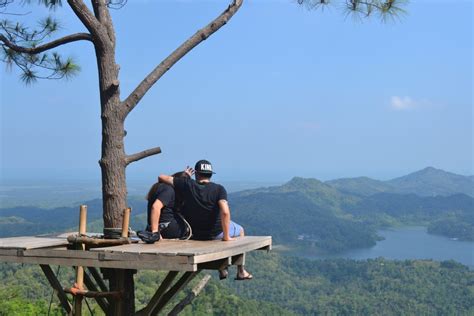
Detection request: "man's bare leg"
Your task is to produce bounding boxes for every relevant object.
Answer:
[236,228,252,280]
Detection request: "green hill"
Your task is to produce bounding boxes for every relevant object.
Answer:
[388,166,473,197]
[326,167,473,197]
[230,191,377,252]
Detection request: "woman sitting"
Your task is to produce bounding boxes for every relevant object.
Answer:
[138,171,190,243]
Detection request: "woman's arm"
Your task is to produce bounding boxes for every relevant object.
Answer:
[150,199,164,233]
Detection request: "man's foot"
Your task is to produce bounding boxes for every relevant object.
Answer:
[137,231,161,244]
[235,270,253,281]
[219,268,229,280]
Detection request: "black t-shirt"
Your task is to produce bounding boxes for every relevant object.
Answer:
[147,183,176,227]
[173,177,227,240]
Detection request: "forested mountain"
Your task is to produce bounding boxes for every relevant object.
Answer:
[230,190,377,252]
[230,178,474,250]
[388,167,474,197]
[326,167,473,197]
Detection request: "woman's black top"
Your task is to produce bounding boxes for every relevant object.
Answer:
[147,183,186,239]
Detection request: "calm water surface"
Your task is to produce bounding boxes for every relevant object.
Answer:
[310,226,474,269]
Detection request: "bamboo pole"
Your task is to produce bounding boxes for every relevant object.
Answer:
[122,207,131,238]
[74,204,87,316]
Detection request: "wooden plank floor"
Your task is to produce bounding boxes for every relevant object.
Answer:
[0,236,70,249]
[0,235,272,271]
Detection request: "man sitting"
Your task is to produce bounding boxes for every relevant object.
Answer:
[159,159,252,280]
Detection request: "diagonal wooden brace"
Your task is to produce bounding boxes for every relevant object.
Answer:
[40,264,72,315]
[151,271,200,316]
[135,271,179,316]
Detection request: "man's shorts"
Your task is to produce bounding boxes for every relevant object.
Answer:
[214,221,243,239]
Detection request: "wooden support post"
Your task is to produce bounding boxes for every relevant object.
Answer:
[40,265,72,315]
[168,274,211,316]
[136,271,179,316]
[108,207,134,316]
[151,271,200,316]
[75,204,87,316]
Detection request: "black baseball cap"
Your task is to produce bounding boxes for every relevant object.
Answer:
[195,159,216,174]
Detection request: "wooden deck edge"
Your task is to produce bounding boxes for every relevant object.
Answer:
[189,237,272,264]
[0,236,272,272]
[0,254,196,271]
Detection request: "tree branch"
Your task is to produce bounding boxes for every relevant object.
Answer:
[91,0,116,47]
[125,146,162,165]
[67,0,108,47]
[122,0,244,117]
[0,32,92,54]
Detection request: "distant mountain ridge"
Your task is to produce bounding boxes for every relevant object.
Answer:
[228,167,474,250]
[326,167,473,197]
[0,166,472,251]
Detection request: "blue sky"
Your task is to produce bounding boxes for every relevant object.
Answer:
[0,0,472,184]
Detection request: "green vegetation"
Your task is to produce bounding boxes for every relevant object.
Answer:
[1,253,472,315]
[227,253,474,315]
[428,212,474,241]
[346,193,473,241]
[230,191,377,252]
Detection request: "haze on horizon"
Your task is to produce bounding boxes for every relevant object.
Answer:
[1,0,472,185]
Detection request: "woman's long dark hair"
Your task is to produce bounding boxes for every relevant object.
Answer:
[146,171,190,212]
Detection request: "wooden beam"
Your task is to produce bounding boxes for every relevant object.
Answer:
[87,267,109,293]
[64,287,122,299]
[151,271,200,315]
[168,274,211,316]
[83,269,110,314]
[197,257,231,270]
[136,271,179,316]
[67,235,131,247]
[0,250,195,271]
[39,264,72,315]
[188,237,272,264]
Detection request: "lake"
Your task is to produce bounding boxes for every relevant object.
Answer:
[309,226,474,269]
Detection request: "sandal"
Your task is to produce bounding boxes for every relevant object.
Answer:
[235,272,253,281]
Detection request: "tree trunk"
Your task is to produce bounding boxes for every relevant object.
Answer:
[96,48,126,229]
[95,44,135,315]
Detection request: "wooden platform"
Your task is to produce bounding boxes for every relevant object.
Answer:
[0,235,272,271]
